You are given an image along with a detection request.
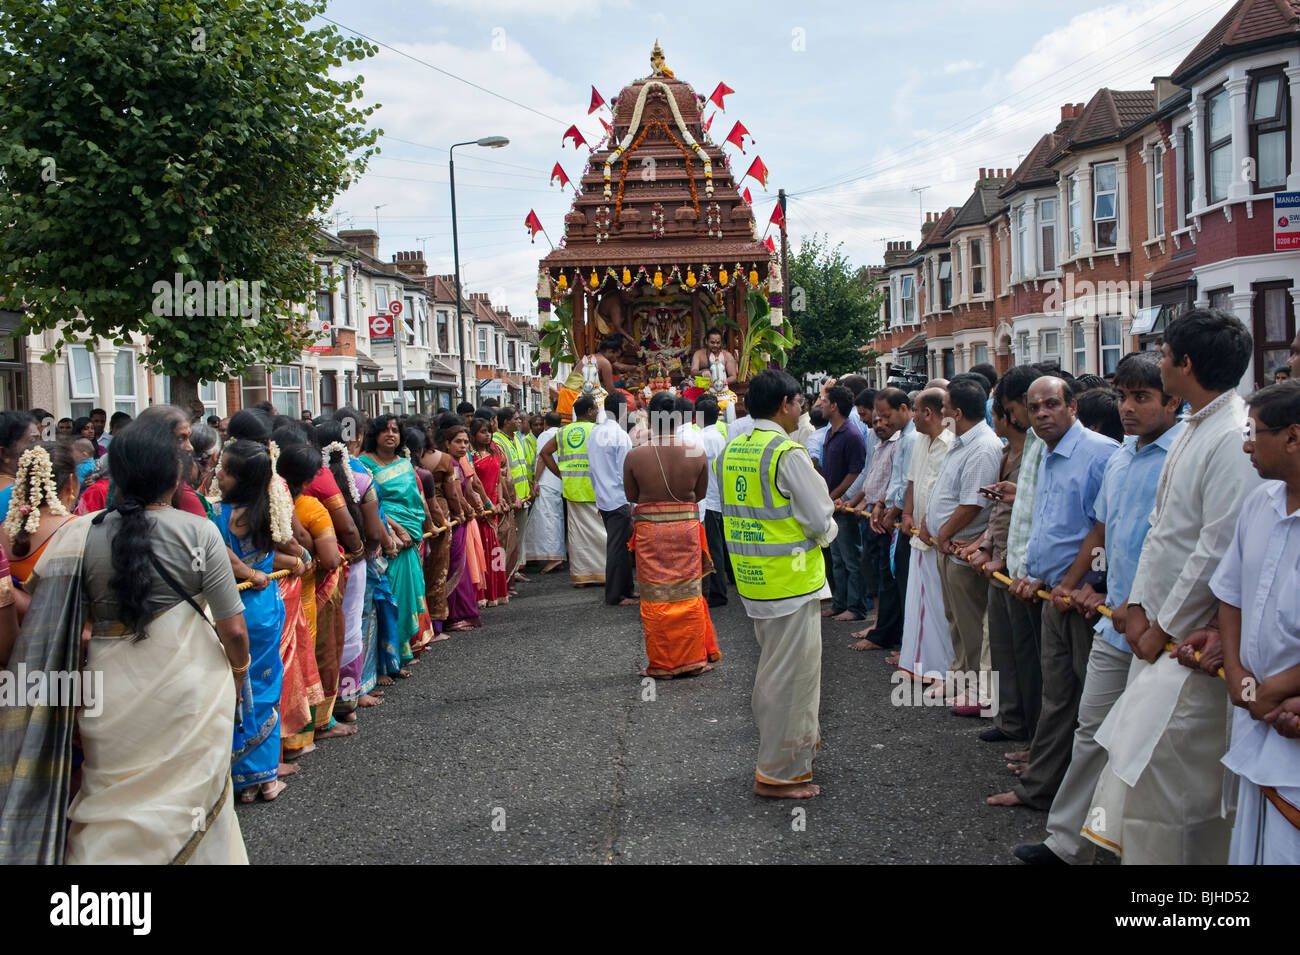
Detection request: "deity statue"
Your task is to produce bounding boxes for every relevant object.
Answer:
[649,40,675,79]
[688,326,739,417]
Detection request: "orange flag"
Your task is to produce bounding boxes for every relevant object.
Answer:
[743,156,769,189]
[550,163,571,190]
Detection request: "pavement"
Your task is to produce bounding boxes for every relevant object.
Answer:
[237,566,1055,864]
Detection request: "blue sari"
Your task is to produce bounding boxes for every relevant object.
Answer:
[218,503,285,789]
[349,458,405,686]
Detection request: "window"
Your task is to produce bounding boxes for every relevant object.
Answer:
[970,239,984,295]
[68,345,98,419]
[1072,322,1086,374]
[1209,288,1232,311]
[496,333,505,367]
[374,284,390,314]
[315,290,332,328]
[1093,161,1118,250]
[403,296,417,346]
[1100,316,1123,375]
[973,343,989,366]
[199,381,218,414]
[114,349,137,415]
[508,341,518,373]
[1254,283,1297,387]
[1037,198,1057,273]
[900,274,916,323]
[937,254,952,309]
[1182,124,1195,225]
[269,364,301,417]
[341,271,352,327]
[436,310,450,352]
[1016,207,1030,279]
[1206,87,1232,203]
[1250,70,1290,192]
[942,349,955,379]
[477,327,488,364]
[1040,330,1061,368]
[1017,331,1031,363]
[1150,145,1165,237]
[952,244,962,299]
[1067,174,1082,256]
[242,365,268,409]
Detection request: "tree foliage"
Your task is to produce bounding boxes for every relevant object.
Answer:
[784,234,885,379]
[0,0,380,404]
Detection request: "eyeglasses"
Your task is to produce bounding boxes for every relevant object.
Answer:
[1244,424,1289,440]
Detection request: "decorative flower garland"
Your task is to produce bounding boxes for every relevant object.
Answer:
[705,201,722,239]
[3,446,69,537]
[649,202,666,238]
[323,441,360,503]
[613,121,699,227]
[267,441,294,544]
[604,80,711,199]
[593,205,612,245]
[548,261,767,298]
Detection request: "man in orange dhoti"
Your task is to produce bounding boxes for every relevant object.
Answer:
[624,393,719,678]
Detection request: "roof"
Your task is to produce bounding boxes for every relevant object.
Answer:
[946,177,1010,233]
[896,331,927,353]
[917,207,958,251]
[1172,0,1300,85]
[540,45,770,275]
[1000,125,1071,198]
[1051,89,1154,159]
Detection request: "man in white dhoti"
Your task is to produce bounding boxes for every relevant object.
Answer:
[1084,310,1260,864]
[896,387,953,682]
[718,369,836,798]
[1212,379,1300,864]
[528,411,566,572]
[539,396,607,587]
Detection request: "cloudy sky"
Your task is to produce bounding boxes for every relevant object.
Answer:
[319,0,1232,323]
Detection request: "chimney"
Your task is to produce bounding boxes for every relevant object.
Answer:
[392,250,427,278]
[338,229,380,260]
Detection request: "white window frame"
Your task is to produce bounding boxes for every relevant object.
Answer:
[1040,329,1061,368]
[68,345,99,401]
[477,327,489,364]
[1100,315,1123,375]
[113,348,137,416]
[969,238,984,296]
[340,269,353,328]
[1071,321,1086,374]
[952,244,963,301]
[1017,331,1031,363]
[1067,174,1082,256]
[1152,144,1165,237]
[269,363,302,417]
[1205,86,1232,204]
[972,343,989,366]
[1092,161,1118,251]
[374,284,390,314]
[1037,198,1057,273]
[900,274,916,324]
[1015,207,1029,280]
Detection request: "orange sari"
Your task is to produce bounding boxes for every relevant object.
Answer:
[295,496,346,730]
[629,502,721,678]
[279,574,324,751]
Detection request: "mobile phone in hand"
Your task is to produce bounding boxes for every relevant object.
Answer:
[978,485,1003,501]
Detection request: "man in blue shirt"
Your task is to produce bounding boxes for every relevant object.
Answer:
[1013,352,1181,863]
[990,375,1117,810]
[818,384,868,621]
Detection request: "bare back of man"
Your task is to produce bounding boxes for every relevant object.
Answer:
[623,441,708,506]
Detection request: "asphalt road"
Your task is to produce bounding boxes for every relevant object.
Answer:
[237,567,1052,864]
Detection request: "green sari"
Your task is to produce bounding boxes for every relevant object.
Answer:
[359,454,433,657]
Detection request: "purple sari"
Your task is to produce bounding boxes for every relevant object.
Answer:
[445,463,481,628]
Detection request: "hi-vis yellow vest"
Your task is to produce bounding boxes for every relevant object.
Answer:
[716,419,728,440]
[493,431,531,499]
[556,421,595,502]
[717,428,825,601]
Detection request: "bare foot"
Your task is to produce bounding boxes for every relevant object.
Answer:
[238,787,258,804]
[1007,762,1027,776]
[371,689,385,697]
[631,592,640,599]
[277,762,301,777]
[617,597,638,606]
[754,780,821,799]
[849,637,885,651]
[359,694,384,708]
[885,651,900,665]
[260,779,288,801]
[986,790,1024,807]
[396,668,413,679]
[1004,749,1031,762]
[849,627,877,640]
[430,633,452,642]
[540,561,562,574]
[377,676,396,687]
[820,608,837,618]
[831,611,864,622]
[513,572,532,583]
[282,743,315,761]
[638,667,674,680]
[315,722,359,740]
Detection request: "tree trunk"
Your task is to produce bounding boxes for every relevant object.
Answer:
[170,374,202,418]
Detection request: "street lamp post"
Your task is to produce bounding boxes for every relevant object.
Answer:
[450,135,509,405]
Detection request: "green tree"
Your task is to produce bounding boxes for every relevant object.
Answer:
[0,0,380,407]
[784,234,885,380]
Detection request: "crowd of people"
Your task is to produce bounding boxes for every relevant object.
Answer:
[0,305,1296,866]
[0,397,557,863]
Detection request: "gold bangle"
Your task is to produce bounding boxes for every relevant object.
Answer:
[231,656,251,676]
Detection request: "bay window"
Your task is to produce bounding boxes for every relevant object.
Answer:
[1038,198,1057,272]
[1072,322,1086,374]
[1067,175,1082,256]
[1017,331,1031,363]
[970,239,984,295]
[900,274,916,323]
[1152,144,1165,236]
[1100,316,1123,375]
[68,345,98,420]
[1182,125,1195,225]
[953,245,963,300]
[1206,87,1232,203]
[114,349,137,416]
[1093,161,1118,250]
[477,327,489,364]
[1250,70,1289,192]
[1016,207,1030,278]
[269,364,302,417]
[1040,329,1061,368]
[972,343,989,366]
[937,254,952,309]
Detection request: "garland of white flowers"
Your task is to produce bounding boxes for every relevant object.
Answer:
[603,80,711,199]
[206,437,236,504]
[267,441,294,543]
[323,441,360,503]
[4,446,69,537]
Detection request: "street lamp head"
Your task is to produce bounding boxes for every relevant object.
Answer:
[476,136,509,149]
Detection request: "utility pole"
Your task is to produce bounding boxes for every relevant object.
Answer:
[778,188,791,334]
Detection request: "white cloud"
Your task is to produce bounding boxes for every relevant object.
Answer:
[943,59,984,75]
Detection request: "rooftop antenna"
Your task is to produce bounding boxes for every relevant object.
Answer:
[910,185,930,226]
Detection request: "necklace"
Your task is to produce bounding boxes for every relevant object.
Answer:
[650,439,686,504]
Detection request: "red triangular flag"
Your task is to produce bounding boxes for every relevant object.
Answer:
[599,117,613,135]
[725,121,752,152]
[742,187,753,205]
[708,82,734,110]
[703,113,715,132]
[525,210,544,243]
[562,125,588,150]
[764,236,777,254]
[550,163,571,190]
[769,204,785,228]
[588,86,606,114]
[743,156,769,190]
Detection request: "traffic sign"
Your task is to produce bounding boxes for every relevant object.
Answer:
[388,299,403,317]
[369,313,394,344]
[1275,192,1300,251]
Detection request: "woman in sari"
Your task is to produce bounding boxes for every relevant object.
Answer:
[278,442,351,745]
[469,417,510,606]
[439,418,483,632]
[359,415,435,661]
[0,411,39,521]
[0,420,251,863]
[411,426,453,639]
[316,417,385,718]
[216,440,295,803]
[0,443,78,588]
